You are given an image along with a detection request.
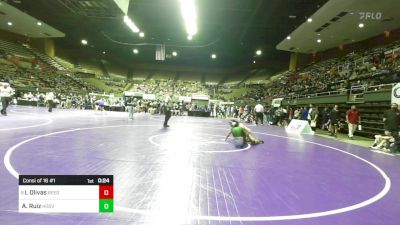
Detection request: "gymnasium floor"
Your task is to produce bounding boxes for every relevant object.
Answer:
[1,106,400,225]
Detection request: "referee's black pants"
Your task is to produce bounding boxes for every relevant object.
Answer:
[388,129,400,152]
[1,97,10,115]
[48,100,53,112]
[164,109,171,127]
[255,112,263,124]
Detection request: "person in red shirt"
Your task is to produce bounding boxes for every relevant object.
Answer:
[346,105,361,139]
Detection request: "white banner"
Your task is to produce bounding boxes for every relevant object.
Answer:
[271,98,284,107]
[191,94,209,100]
[392,83,400,104]
[179,96,192,103]
[124,91,143,97]
[286,119,314,135]
[143,93,156,100]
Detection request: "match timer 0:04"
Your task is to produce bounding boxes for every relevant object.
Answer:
[19,175,114,213]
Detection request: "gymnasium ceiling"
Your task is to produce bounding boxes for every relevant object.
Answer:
[276,0,400,53]
[6,0,327,69]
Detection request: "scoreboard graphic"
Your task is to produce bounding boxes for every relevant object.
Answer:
[19,175,113,213]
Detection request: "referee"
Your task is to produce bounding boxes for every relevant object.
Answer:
[254,101,264,125]
[163,95,172,127]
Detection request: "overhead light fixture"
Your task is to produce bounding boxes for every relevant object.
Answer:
[133,49,139,54]
[139,32,145,38]
[253,60,256,64]
[7,22,12,26]
[317,39,321,43]
[179,0,198,37]
[358,23,364,28]
[187,35,193,40]
[256,50,262,56]
[81,39,88,45]
[37,22,42,26]
[211,54,216,59]
[307,18,312,23]
[123,15,140,33]
[102,51,106,54]
[286,36,291,40]
[172,51,178,56]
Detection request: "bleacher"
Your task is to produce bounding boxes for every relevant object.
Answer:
[0,39,33,58]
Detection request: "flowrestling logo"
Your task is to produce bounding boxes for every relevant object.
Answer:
[359,12,382,20]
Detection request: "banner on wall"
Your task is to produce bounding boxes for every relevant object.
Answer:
[143,93,156,100]
[392,83,400,104]
[191,94,209,100]
[179,96,192,103]
[124,91,143,97]
[271,98,284,107]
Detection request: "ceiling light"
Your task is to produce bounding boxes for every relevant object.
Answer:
[317,39,321,43]
[123,15,140,33]
[286,36,291,40]
[187,35,193,40]
[172,51,178,57]
[7,22,12,26]
[102,51,106,54]
[256,50,262,55]
[133,49,139,54]
[179,0,198,37]
[307,18,312,23]
[211,54,216,59]
[253,60,256,64]
[139,32,145,38]
[81,39,88,45]
[37,22,42,26]
[358,23,364,28]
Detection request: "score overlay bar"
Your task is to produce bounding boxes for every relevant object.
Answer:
[19,175,113,213]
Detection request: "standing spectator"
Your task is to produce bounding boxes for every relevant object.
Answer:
[321,107,331,130]
[346,105,361,140]
[293,107,302,119]
[45,92,55,112]
[308,104,319,131]
[329,105,340,138]
[383,103,400,152]
[301,107,309,121]
[239,106,244,119]
[0,82,14,116]
[288,107,294,122]
[254,101,264,125]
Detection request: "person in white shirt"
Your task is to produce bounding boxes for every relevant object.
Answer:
[0,82,14,116]
[254,102,264,125]
[45,92,55,112]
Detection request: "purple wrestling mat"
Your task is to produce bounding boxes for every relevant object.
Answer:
[0,105,399,225]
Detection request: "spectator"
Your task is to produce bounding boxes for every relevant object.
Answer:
[301,106,309,121]
[308,104,319,131]
[0,82,14,116]
[45,92,55,112]
[329,105,340,138]
[383,103,400,152]
[370,131,393,151]
[346,105,361,139]
[321,107,331,130]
